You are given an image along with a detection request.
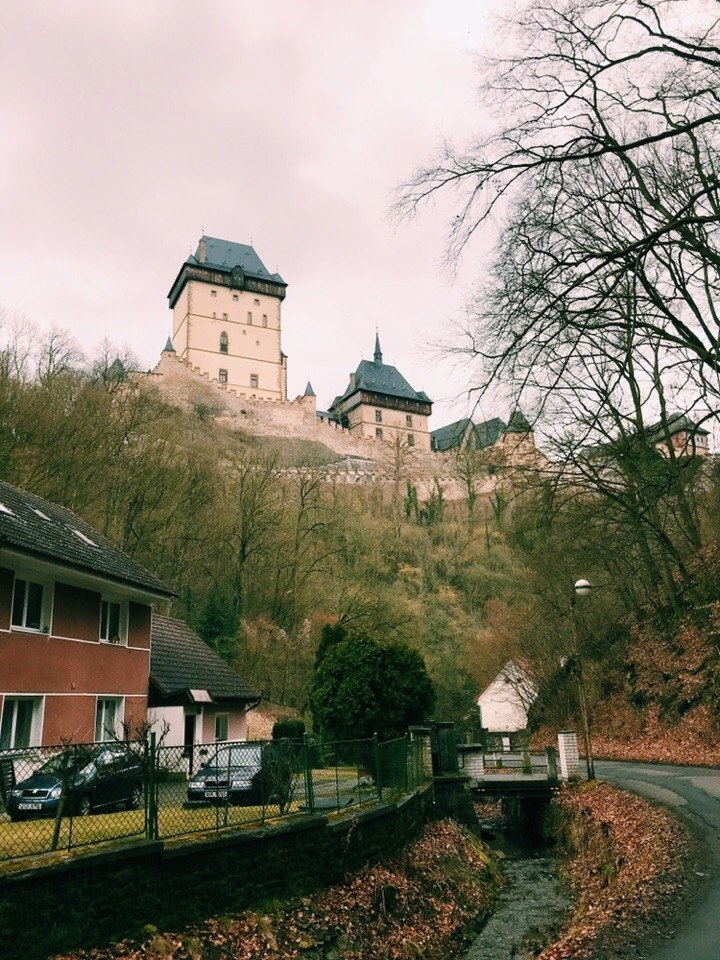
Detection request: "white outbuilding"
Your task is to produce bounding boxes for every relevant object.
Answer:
[476,660,538,743]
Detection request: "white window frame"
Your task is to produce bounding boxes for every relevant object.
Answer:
[0,696,44,749]
[95,696,124,742]
[250,373,259,389]
[99,597,128,645]
[214,713,229,742]
[219,369,228,384]
[11,574,53,634]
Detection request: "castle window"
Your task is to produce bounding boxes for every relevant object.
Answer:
[407,434,415,446]
[219,332,229,354]
[247,312,252,325]
[219,369,228,384]
[250,373,259,389]
[375,427,383,439]
[233,294,239,301]
[375,410,383,423]
[254,298,260,305]
[210,290,217,298]
[406,415,413,427]
[222,313,228,321]
[212,312,216,319]
[262,315,268,327]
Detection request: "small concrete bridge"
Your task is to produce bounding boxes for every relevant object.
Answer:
[461,745,561,800]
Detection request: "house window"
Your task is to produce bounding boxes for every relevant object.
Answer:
[250,373,259,389]
[375,427,383,439]
[220,331,229,354]
[0,697,42,749]
[11,577,48,632]
[100,599,126,644]
[375,410,383,423]
[210,290,217,298]
[406,415,413,427]
[247,312,253,325]
[233,294,239,301]
[262,315,268,328]
[95,697,123,742]
[219,369,228,384]
[215,713,229,742]
[407,434,415,446]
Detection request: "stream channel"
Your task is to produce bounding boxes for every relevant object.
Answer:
[462,813,572,960]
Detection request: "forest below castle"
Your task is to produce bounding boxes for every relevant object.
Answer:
[2,320,720,756]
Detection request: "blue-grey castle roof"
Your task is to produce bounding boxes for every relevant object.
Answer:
[168,235,286,307]
[190,236,285,284]
[431,416,506,453]
[331,335,432,409]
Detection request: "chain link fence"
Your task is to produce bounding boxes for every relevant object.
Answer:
[0,732,431,863]
[0,741,147,862]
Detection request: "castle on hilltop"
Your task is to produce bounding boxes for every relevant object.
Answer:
[161,234,540,465]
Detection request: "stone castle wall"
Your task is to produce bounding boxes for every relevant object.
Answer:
[146,352,546,500]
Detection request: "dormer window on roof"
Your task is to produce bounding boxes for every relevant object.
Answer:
[0,502,15,516]
[32,508,52,522]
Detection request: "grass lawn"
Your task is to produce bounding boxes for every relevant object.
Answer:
[0,764,398,869]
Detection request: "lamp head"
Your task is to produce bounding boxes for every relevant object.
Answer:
[574,579,592,597]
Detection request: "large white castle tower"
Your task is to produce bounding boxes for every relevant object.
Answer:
[167,236,288,400]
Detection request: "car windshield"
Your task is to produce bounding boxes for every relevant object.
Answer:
[209,745,262,769]
[40,748,96,777]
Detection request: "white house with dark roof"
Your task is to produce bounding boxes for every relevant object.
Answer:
[149,616,260,758]
[167,235,288,401]
[476,660,538,741]
[327,334,433,450]
[0,481,174,749]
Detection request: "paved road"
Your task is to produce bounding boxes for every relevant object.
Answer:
[596,760,720,960]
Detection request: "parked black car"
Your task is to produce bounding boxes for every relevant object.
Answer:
[186,743,266,806]
[4,744,143,821]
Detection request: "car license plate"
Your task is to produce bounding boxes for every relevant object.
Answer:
[206,790,227,799]
[18,802,43,810]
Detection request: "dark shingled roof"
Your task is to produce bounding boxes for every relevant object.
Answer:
[0,481,173,597]
[505,409,532,434]
[335,359,432,406]
[645,414,710,441]
[191,236,285,284]
[431,416,506,452]
[151,616,260,703]
[431,418,473,452]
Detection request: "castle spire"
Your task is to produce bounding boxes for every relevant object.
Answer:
[373,331,383,364]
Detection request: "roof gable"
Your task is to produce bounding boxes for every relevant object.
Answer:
[337,359,432,406]
[192,236,285,285]
[0,481,173,597]
[151,616,259,702]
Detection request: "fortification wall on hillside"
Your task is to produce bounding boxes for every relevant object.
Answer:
[146,352,539,500]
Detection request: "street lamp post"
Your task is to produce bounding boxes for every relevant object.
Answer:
[570,579,595,781]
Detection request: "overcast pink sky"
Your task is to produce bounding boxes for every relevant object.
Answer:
[0,0,505,425]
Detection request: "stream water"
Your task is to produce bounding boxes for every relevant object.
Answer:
[463,822,572,960]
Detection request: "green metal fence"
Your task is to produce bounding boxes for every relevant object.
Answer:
[0,733,431,863]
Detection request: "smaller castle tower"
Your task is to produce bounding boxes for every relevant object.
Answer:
[328,334,432,450]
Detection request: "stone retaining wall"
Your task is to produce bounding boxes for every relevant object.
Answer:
[0,785,434,960]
